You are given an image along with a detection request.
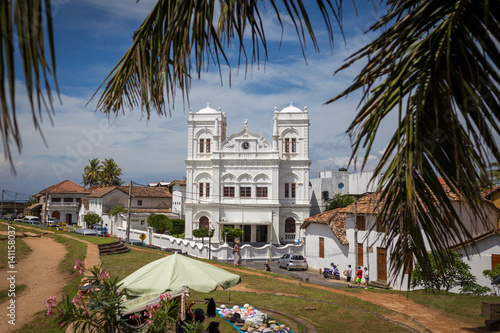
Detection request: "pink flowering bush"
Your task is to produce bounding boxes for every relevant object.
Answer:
[45,296,56,317]
[49,264,183,332]
[55,265,131,332]
[73,259,85,274]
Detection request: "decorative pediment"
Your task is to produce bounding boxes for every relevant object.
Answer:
[221,126,271,151]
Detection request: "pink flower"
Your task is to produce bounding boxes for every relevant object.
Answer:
[73,259,86,274]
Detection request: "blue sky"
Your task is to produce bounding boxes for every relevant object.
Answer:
[1,0,393,199]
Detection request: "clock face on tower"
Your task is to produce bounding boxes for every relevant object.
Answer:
[241,142,250,150]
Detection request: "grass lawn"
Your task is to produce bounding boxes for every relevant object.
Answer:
[0,236,32,270]
[405,289,500,328]
[7,229,499,332]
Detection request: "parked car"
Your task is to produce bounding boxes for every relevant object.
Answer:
[120,238,146,247]
[23,216,40,224]
[47,217,60,226]
[92,224,104,236]
[13,218,23,223]
[277,254,308,271]
[74,228,98,236]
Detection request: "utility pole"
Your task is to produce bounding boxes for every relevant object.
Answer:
[0,190,4,217]
[44,190,49,222]
[354,201,358,270]
[126,181,133,244]
[13,193,17,216]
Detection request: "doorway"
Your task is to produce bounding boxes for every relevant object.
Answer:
[243,225,251,242]
[377,247,387,281]
[65,214,72,224]
[256,225,267,242]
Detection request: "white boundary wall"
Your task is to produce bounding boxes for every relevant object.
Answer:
[116,227,304,262]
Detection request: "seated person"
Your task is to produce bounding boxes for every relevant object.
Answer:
[193,308,206,333]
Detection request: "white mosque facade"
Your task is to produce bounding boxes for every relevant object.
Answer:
[184,103,311,243]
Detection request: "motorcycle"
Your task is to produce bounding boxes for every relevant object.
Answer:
[323,263,340,280]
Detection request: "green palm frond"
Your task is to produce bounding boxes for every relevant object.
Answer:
[94,0,341,116]
[0,0,59,172]
[330,0,500,284]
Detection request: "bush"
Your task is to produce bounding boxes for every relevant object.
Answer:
[83,212,102,228]
[147,214,172,234]
[221,226,243,243]
[483,264,500,295]
[411,250,490,295]
[170,219,185,237]
[110,205,127,217]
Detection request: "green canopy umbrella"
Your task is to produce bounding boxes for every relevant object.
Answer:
[118,252,241,296]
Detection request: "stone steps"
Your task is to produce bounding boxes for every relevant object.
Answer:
[98,241,130,256]
[370,280,392,290]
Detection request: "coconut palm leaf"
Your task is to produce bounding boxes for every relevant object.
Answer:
[0,0,59,172]
[82,158,103,187]
[329,0,500,285]
[94,0,341,116]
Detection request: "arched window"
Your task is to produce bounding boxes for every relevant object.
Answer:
[285,217,295,233]
[199,216,209,229]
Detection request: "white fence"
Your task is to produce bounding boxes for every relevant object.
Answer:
[116,227,304,262]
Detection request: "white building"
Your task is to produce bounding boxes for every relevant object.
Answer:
[184,103,311,243]
[80,186,172,233]
[36,180,89,224]
[309,170,384,216]
[303,189,500,292]
[168,180,186,218]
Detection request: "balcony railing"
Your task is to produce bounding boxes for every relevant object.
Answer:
[49,202,79,207]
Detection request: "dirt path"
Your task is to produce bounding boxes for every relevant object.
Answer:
[0,236,68,332]
[0,223,102,332]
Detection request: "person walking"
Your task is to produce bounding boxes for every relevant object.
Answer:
[233,240,242,266]
[346,264,353,288]
[356,266,363,288]
[364,267,370,289]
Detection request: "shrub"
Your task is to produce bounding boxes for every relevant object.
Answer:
[83,212,102,228]
[411,250,490,295]
[147,214,172,234]
[170,219,185,237]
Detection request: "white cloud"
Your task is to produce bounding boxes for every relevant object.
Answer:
[5,2,401,198]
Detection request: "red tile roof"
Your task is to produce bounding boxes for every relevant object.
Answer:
[38,180,87,195]
[341,192,382,215]
[87,186,172,198]
[483,185,500,199]
[130,208,172,213]
[169,180,186,187]
[302,208,348,245]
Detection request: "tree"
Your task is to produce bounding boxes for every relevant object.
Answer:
[221,226,243,244]
[147,214,172,234]
[84,212,102,228]
[169,219,185,237]
[4,1,499,287]
[327,1,500,285]
[483,264,500,296]
[325,194,356,211]
[82,158,103,187]
[82,158,124,187]
[411,250,490,295]
[109,205,127,217]
[100,159,124,186]
[24,196,37,207]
